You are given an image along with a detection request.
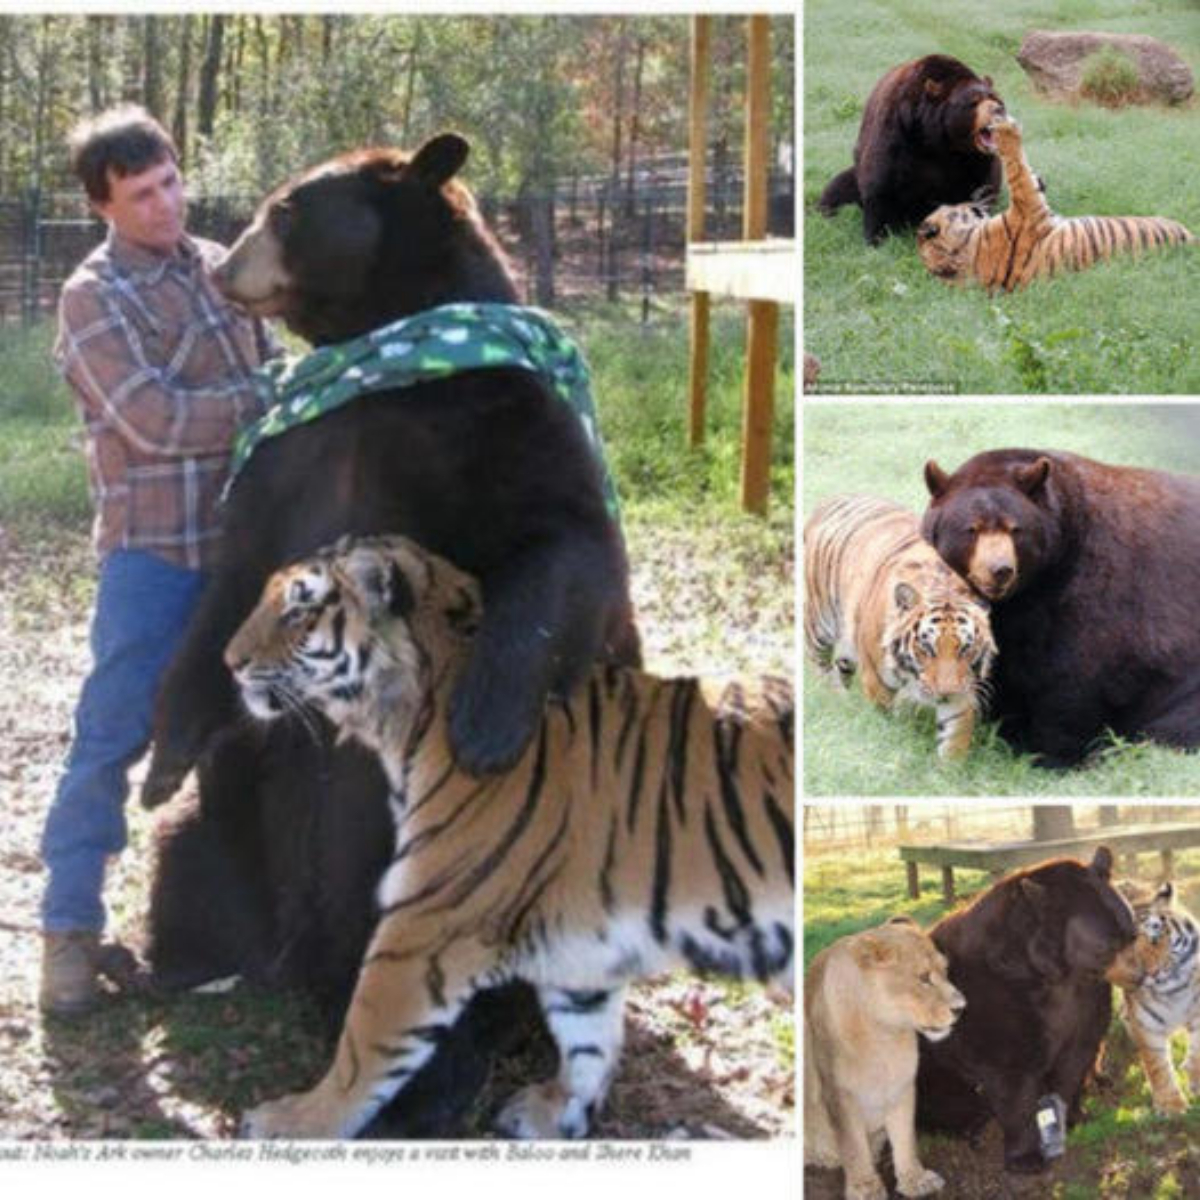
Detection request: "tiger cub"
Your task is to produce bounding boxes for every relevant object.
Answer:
[1108,880,1200,1113]
[918,115,1194,291]
[225,535,794,1139]
[804,494,995,759]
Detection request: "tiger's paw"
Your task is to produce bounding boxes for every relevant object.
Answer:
[988,115,1021,148]
[239,1090,344,1140]
[495,1081,589,1139]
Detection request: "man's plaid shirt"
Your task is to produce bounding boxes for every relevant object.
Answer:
[54,228,278,571]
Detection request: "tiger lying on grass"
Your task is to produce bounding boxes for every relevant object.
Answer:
[804,495,995,760]
[1108,880,1200,1114]
[225,535,794,1139]
[917,115,1194,291]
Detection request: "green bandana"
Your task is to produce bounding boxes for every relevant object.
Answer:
[226,302,619,518]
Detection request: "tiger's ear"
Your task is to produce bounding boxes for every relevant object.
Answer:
[925,459,951,498]
[1090,845,1114,882]
[339,545,414,618]
[1155,881,1175,905]
[1014,457,1051,497]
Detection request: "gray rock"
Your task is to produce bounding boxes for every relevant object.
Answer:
[1017,30,1194,105]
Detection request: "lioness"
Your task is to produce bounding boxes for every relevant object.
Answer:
[805,916,965,1200]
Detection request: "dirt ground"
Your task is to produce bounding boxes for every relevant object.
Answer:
[0,523,795,1141]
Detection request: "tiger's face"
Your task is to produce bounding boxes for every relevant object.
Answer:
[1108,880,1193,988]
[885,576,995,705]
[226,536,482,747]
[224,555,387,728]
[917,202,989,282]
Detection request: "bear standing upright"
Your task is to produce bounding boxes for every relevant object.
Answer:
[819,54,1005,245]
[139,133,640,1134]
[922,447,1200,766]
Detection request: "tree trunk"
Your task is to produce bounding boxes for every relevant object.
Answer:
[607,19,628,208]
[400,22,422,145]
[321,15,334,67]
[1032,807,1076,841]
[142,16,163,119]
[532,192,554,307]
[172,15,194,165]
[623,34,646,217]
[86,17,107,112]
[197,14,224,138]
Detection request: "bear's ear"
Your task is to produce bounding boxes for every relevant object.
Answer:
[1090,845,1114,881]
[409,132,470,187]
[924,78,944,100]
[1018,876,1046,906]
[1014,456,1051,497]
[925,459,951,498]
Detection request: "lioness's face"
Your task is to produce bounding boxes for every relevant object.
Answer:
[856,920,966,1042]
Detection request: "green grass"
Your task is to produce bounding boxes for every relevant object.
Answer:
[805,0,1200,394]
[803,402,1200,795]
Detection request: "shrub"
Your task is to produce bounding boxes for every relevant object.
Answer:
[1080,46,1143,107]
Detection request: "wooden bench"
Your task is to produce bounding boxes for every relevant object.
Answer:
[899,823,1200,904]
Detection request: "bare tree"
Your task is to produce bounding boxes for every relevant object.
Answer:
[142,16,163,119]
[172,15,194,165]
[197,14,224,138]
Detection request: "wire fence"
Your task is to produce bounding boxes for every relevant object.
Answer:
[0,164,794,326]
[803,804,1198,857]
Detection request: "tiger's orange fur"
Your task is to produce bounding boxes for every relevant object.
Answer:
[918,117,1193,291]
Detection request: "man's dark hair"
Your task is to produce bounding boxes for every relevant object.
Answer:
[68,105,178,203]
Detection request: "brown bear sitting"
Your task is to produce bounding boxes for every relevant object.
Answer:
[141,133,639,1135]
[922,447,1200,767]
[819,54,1005,245]
[917,847,1135,1174]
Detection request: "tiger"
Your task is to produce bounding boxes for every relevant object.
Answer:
[223,534,794,1140]
[1107,879,1200,1114]
[804,494,995,759]
[917,114,1194,291]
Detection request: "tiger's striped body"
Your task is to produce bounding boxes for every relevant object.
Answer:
[918,116,1194,291]
[225,535,794,1139]
[1113,881,1200,1114]
[804,495,995,759]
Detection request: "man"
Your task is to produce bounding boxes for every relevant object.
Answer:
[40,105,278,1016]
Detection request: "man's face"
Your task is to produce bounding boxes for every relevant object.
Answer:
[93,156,186,254]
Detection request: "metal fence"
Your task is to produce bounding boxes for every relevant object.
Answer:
[803,804,1197,857]
[0,165,794,325]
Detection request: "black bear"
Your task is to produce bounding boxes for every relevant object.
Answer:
[922,447,1200,767]
[141,133,640,1134]
[917,847,1135,1174]
[819,54,1005,245]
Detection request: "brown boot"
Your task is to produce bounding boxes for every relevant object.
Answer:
[39,931,101,1017]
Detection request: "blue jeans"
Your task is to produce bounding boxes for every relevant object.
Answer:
[41,549,206,934]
